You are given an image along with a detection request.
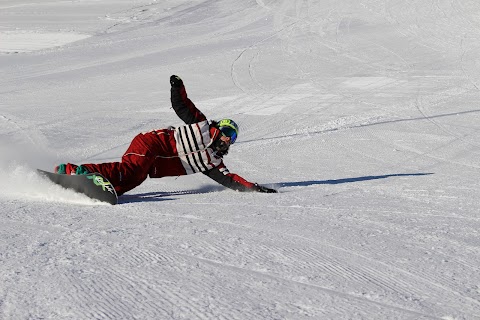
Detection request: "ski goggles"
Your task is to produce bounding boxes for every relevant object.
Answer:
[219,126,237,144]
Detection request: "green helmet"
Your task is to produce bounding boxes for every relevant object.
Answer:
[217,119,239,144]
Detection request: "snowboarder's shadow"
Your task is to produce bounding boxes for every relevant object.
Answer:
[118,193,176,204]
[118,173,432,203]
[119,185,225,204]
[279,172,433,188]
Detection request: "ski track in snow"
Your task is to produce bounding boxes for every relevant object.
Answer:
[1,0,480,319]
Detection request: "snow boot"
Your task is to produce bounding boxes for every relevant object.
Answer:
[54,163,89,175]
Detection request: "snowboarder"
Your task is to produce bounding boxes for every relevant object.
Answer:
[55,75,277,196]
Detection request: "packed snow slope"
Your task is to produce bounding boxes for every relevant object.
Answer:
[1,0,480,319]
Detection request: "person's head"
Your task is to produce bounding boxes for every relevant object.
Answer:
[212,119,239,155]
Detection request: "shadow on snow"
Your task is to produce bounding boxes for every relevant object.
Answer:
[279,172,433,188]
[119,173,433,203]
[119,185,225,204]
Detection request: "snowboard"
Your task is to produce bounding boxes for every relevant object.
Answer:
[37,169,118,205]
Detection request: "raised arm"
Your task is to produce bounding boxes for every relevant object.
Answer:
[170,75,206,124]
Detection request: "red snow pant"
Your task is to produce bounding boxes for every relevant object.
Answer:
[82,130,185,195]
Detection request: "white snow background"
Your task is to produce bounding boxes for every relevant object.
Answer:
[1,0,480,319]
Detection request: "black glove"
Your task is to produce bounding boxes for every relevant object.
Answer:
[254,183,277,193]
[170,75,183,87]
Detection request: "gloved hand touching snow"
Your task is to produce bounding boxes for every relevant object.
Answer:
[254,183,277,193]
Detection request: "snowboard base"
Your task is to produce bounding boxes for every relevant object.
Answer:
[37,169,118,205]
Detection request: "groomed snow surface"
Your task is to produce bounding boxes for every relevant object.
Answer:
[1,0,480,319]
